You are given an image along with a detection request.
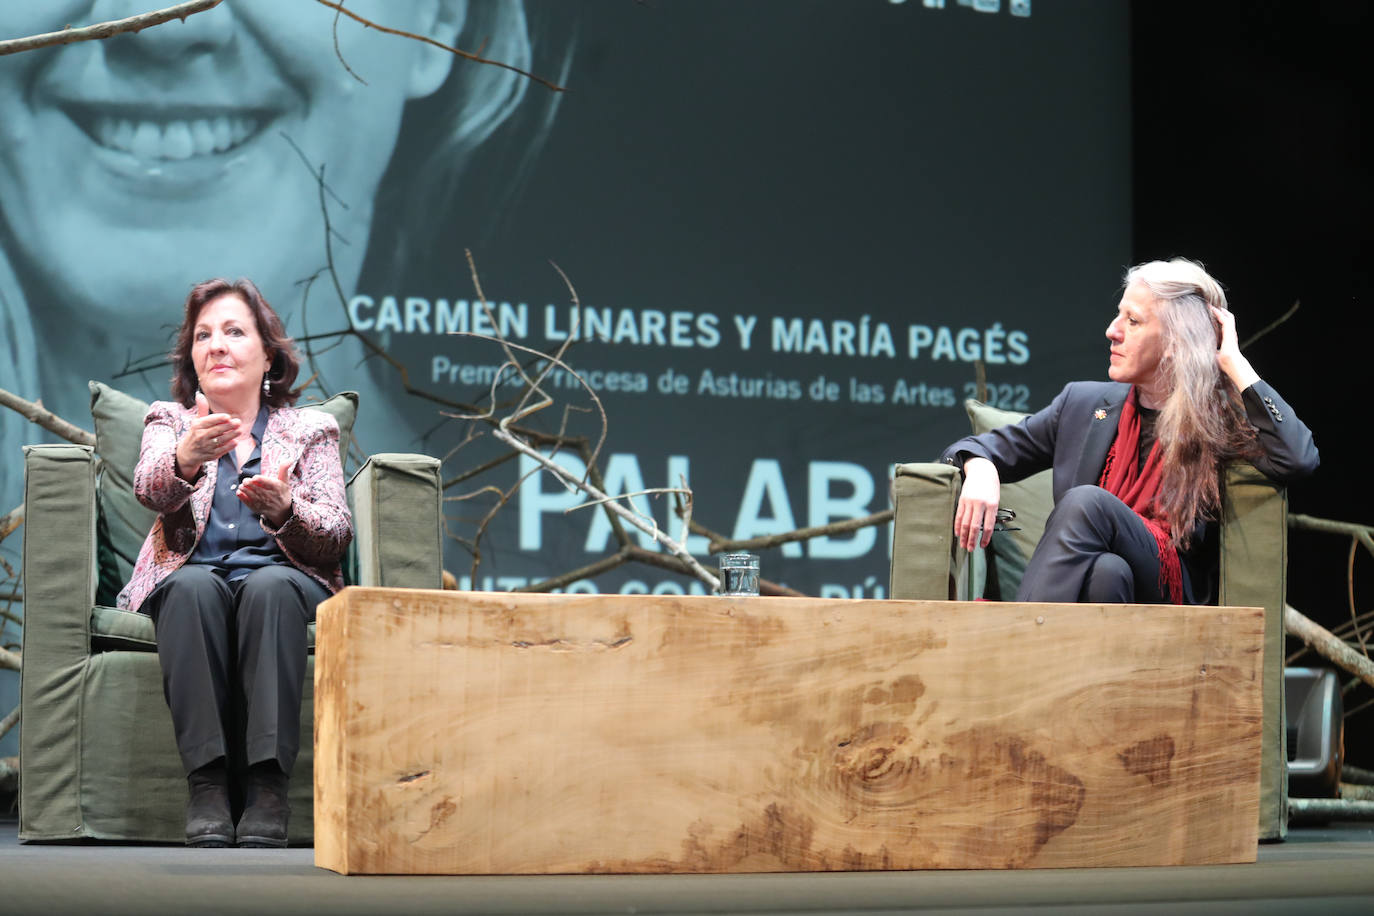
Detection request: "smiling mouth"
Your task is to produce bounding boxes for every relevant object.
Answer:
[63,105,270,160]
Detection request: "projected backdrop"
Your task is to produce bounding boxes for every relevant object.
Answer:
[0,0,1131,599]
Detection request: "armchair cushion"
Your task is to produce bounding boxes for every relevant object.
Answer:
[88,381,358,605]
[964,399,1053,599]
[90,605,316,653]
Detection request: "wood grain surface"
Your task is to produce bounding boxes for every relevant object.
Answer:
[314,588,1263,875]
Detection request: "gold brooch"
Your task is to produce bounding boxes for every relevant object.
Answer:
[1094,409,1108,420]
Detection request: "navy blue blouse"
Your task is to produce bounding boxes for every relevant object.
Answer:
[188,406,288,581]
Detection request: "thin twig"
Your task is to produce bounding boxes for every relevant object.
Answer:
[693,509,896,555]
[0,0,223,56]
[329,0,367,85]
[491,426,721,591]
[1241,300,1301,350]
[311,0,567,93]
[519,548,634,593]
[1345,693,1374,720]
[566,487,692,515]
[446,332,611,474]
[442,451,519,490]
[0,704,16,740]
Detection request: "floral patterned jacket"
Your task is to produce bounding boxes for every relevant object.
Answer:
[117,400,353,612]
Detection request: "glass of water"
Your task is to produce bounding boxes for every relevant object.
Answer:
[717,552,760,596]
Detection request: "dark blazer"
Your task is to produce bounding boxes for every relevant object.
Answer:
[940,379,1320,599]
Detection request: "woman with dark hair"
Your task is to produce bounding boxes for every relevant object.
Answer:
[118,278,352,848]
[943,258,1319,605]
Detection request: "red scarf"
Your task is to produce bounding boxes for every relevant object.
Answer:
[1097,388,1183,604]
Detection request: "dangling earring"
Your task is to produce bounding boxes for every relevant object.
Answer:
[263,375,271,396]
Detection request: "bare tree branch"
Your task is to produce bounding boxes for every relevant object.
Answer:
[1286,604,1374,691]
[0,504,22,544]
[689,509,895,555]
[1241,300,1301,350]
[1342,782,1374,801]
[0,0,223,56]
[442,451,519,490]
[519,547,635,593]
[1289,797,1374,821]
[311,0,567,93]
[491,425,721,591]
[0,646,19,672]
[0,703,17,740]
[0,388,95,446]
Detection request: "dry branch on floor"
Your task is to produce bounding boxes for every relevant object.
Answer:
[1285,604,1374,691]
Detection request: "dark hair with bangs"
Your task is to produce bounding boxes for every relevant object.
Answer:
[170,278,300,409]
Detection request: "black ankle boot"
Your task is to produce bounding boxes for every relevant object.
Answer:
[185,762,234,848]
[236,761,291,848]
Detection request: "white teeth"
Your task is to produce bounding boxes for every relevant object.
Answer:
[130,121,161,158]
[211,117,232,152]
[191,119,216,155]
[93,114,260,159]
[163,122,193,160]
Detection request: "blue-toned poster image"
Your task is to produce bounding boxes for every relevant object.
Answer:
[0,1,1129,666]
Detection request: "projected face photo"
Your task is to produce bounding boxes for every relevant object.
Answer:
[0,0,538,423]
[0,0,461,319]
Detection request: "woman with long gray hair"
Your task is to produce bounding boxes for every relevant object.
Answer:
[941,258,1318,604]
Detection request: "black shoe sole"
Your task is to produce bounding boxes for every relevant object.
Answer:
[187,835,234,848]
[236,837,288,848]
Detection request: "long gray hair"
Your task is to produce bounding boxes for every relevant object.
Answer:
[1125,258,1257,544]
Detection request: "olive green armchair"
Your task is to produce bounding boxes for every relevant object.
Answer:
[890,398,1292,842]
[19,382,443,844]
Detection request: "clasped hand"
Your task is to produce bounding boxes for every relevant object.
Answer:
[176,393,292,528]
[236,464,293,529]
[175,392,242,476]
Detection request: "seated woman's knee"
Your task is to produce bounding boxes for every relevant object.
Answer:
[1081,552,1133,603]
[1042,485,1118,540]
[1057,485,1116,516]
[164,564,222,589]
[238,565,301,598]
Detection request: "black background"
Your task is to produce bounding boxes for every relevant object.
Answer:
[1132,0,1372,764]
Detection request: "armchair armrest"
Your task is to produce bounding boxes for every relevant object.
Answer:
[1219,463,1289,841]
[890,462,963,600]
[20,444,99,839]
[347,453,443,589]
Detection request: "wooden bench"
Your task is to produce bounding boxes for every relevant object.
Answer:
[314,588,1263,874]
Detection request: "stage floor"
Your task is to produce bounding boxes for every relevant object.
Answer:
[2,815,1373,915]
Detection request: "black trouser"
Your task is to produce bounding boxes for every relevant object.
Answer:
[143,564,327,776]
[1015,485,1195,605]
